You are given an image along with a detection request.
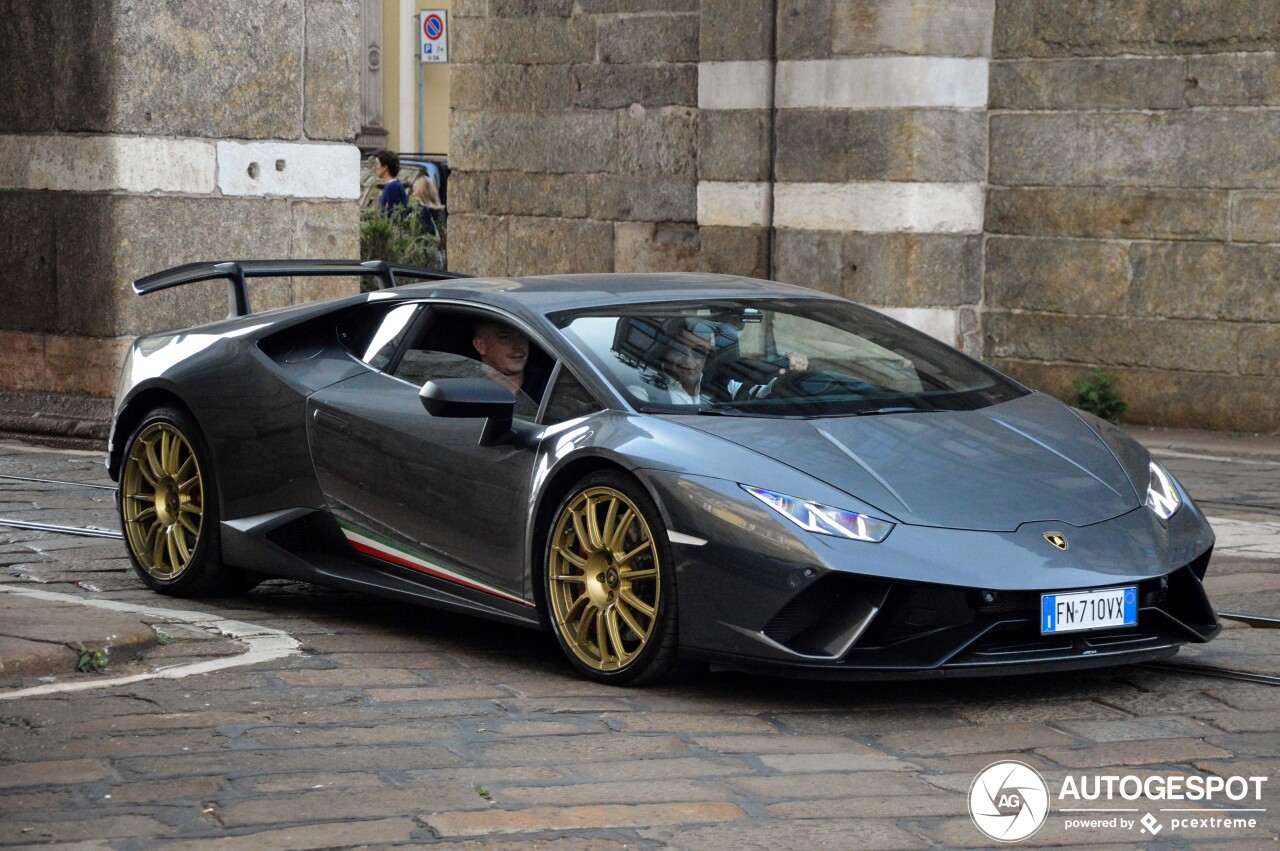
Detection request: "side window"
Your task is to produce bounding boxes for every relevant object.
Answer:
[543,366,603,426]
[395,350,486,387]
[391,309,552,423]
[337,302,421,370]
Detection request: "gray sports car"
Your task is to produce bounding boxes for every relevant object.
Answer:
[108,260,1219,684]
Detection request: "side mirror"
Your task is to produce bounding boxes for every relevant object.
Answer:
[420,378,516,446]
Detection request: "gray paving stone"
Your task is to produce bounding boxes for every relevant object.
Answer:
[1052,716,1219,743]
[1037,737,1232,768]
[772,707,967,734]
[729,770,926,799]
[498,778,732,805]
[1202,731,1280,759]
[876,722,1076,757]
[217,785,486,828]
[952,699,1128,725]
[470,734,688,764]
[163,818,417,851]
[640,817,925,850]
[0,814,177,844]
[566,756,753,782]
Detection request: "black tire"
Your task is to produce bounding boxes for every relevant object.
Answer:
[117,405,236,597]
[542,470,681,685]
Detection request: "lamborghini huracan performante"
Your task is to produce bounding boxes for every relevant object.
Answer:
[108,260,1220,684]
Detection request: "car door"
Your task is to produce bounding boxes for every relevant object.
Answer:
[307,303,546,608]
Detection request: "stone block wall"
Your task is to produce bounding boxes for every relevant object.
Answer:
[449,1,1279,432]
[449,0,989,353]
[448,0,714,278]
[0,1,363,398]
[985,0,1280,432]
[765,0,992,352]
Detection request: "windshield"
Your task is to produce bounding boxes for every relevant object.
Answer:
[556,299,1027,417]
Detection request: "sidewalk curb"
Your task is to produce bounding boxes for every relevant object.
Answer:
[0,587,303,700]
[1124,424,1280,462]
[0,592,159,686]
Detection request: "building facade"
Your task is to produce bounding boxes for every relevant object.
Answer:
[359,0,453,154]
[0,1,364,404]
[2,1,1277,434]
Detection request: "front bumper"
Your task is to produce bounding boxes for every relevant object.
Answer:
[686,559,1217,679]
[646,473,1219,679]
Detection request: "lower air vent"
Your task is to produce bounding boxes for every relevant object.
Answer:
[763,575,890,657]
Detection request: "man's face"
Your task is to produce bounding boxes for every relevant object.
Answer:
[474,325,529,377]
[373,158,389,180]
[662,327,712,395]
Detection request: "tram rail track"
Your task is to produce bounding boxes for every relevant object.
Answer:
[1219,611,1280,629]
[0,473,121,538]
[0,473,115,491]
[0,518,122,539]
[1140,660,1280,687]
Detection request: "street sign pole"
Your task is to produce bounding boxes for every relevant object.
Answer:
[415,14,424,153]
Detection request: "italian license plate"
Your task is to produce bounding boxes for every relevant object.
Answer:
[1041,586,1138,634]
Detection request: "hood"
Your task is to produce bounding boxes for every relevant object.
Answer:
[675,393,1141,532]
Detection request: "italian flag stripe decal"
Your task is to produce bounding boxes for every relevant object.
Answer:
[338,520,534,608]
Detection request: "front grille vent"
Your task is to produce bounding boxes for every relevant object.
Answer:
[977,591,1035,615]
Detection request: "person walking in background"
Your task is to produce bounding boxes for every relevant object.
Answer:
[410,175,445,239]
[373,150,408,214]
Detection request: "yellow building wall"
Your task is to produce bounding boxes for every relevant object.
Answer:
[382,0,452,155]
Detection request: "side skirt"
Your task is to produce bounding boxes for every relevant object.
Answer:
[220,508,543,629]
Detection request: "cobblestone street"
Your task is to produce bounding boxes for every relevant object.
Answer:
[1,435,1277,849]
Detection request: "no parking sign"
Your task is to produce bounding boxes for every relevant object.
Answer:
[420,10,448,63]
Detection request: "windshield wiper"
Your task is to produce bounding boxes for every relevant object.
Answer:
[853,405,939,417]
[694,406,758,416]
[637,404,755,417]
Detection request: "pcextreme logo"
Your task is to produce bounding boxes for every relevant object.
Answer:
[968,764,1270,843]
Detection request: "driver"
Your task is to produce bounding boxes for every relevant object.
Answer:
[473,319,531,396]
[470,320,548,420]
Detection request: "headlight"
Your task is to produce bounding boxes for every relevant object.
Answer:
[741,485,894,542]
[1146,460,1182,520]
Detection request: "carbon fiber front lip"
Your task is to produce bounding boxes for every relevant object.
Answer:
[690,641,1184,681]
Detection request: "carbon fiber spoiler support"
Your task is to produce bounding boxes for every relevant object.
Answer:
[132,260,468,318]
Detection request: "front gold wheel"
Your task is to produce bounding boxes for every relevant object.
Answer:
[121,421,205,582]
[547,485,661,674]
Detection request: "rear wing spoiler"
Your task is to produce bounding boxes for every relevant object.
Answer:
[132,260,468,318]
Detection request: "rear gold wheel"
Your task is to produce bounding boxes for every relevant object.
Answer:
[122,422,204,581]
[544,472,680,684]
[117,406,231,596]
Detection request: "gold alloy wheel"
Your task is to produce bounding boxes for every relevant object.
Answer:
[121,422,204,580]
[547,486,661,672]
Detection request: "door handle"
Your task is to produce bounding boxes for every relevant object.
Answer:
[313,408,351,436]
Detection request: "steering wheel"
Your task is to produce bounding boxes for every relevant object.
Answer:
[765,370,879,399]
[763,370,828,399]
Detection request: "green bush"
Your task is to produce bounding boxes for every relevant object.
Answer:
[359,204,443,291]
[1073,368,1127,424]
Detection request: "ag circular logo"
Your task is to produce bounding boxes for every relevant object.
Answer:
[969,760,1050,842]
